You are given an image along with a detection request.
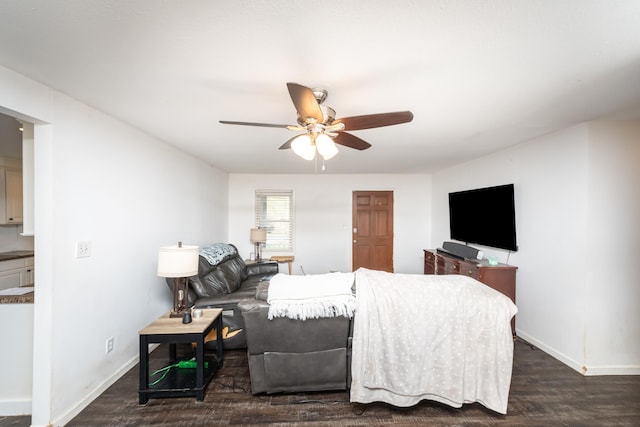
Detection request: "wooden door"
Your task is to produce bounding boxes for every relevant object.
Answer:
[352,191,394,272]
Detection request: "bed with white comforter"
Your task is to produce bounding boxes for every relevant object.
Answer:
[350,268,518,414]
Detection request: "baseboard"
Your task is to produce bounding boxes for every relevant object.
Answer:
[0,398,31,416]
[516,330,640,376]
[516,330,585,374]
[52,344,159,426]
[580,364,640,376]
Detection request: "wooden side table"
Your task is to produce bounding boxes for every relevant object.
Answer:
[270,255,294,275]
[138,308,223,403]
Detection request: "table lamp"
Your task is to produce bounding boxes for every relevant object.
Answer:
[157,242,199,318]
[250,227,267,261]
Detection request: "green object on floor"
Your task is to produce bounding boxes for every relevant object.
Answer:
[178,360,208,369]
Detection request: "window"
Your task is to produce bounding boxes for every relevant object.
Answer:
[255,189,293,252]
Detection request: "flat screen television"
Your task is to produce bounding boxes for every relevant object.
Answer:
[448,184,518,252]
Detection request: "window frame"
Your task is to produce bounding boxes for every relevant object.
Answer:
[254,189,294,253]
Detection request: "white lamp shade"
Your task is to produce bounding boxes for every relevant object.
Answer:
[315,134,339,160]
[250,227,267,243]
[291,134,316,160]
[157,244,199,278]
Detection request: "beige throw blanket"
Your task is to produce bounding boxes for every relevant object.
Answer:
[267,272,356,320]
[350,268,517,414]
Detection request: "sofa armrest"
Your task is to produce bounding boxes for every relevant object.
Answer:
[246,261,279,276]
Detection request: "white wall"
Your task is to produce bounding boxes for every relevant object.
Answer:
[228,174,431,275]
[431,122,640,375]
[0,65,229,426]
[585,121,640,373]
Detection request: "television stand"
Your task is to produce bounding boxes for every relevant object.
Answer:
[424,249,517,334]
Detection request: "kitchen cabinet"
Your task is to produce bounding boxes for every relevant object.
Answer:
[0,302,33,415]
[5,169,23,223]
[0,157,23,225]
[0,257,34,291]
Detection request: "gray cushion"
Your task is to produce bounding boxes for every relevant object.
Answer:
[263,348,347,393]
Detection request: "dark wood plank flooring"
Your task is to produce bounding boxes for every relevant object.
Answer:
[2,339,639,426]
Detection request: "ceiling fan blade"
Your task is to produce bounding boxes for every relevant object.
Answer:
[219,120,291,128]
[287,83,324,123]
[278,134,304,150]
[333,132,372,150]
[333,111,413,131]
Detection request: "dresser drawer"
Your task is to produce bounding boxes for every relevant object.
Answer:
[443,258,460,274]
[459,261,480,279]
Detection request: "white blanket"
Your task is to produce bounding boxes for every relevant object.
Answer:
[267,272,355,320]
[350,268,517,414]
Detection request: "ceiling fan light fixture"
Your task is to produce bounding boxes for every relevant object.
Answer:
[315,133,338,160]
[291,134,316,160]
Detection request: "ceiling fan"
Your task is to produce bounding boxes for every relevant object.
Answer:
[220,83,413,161]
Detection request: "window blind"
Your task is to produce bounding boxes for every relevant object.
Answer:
[255,189,293,252]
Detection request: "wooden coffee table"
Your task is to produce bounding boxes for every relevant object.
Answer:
[138,308,223,403]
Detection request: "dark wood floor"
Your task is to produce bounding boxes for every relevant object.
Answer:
[2,339,639,426]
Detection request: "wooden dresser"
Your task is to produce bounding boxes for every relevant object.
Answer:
[424,249,517,333]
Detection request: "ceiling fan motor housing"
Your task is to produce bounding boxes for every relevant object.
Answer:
[320,105,336,124]
[311,88,328,104]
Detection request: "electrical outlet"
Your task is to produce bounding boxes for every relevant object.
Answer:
[106,337,114,354]
[76,241,91,258]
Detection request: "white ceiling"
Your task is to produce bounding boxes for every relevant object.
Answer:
[1,0,639,174]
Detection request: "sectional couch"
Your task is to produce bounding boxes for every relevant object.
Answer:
[166,243,278,349]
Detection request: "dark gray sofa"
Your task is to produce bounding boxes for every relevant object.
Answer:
[166,243,278,349]
[238,281,353,394]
